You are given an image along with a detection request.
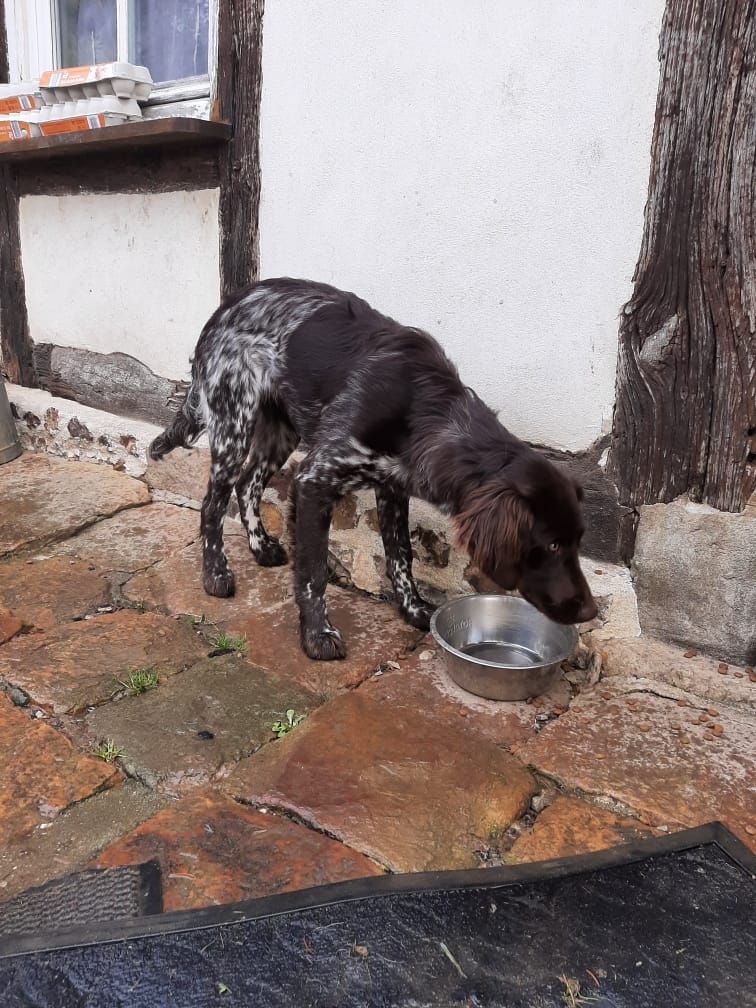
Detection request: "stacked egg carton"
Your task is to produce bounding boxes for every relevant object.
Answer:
[0,63,154,140]
[0,82,43,140]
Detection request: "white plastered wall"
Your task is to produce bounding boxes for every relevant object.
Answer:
[258,0,664,451]
[19,189,221,381]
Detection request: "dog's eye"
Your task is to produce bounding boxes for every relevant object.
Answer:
[547,541,559,553]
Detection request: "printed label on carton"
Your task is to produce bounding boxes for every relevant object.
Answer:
[39,114,106,135]
[0,95,39,113]
[0,120,33,140]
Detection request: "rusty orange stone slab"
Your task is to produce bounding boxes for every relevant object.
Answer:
[123,530,292,624]
[363,648,572,748]
[0,610,24,645]
[93,791,381,910]
[0,610,208,714]
[514,687,756,849]
[0,453,149,557]
[144,444,209,504]
[49,502,199,575]
[509,796,657,864]
[0,694,119,845]
[0,556,110,629]
[236,591,423,698]
[126,537,420,696]
[224,689,536,873]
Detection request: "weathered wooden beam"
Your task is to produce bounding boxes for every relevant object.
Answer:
[33,344,188,426]
[215,0,265,297]
[0,0,36,386]
[16,145,220,197]
[609,0,756,512]
[537,437,637,565]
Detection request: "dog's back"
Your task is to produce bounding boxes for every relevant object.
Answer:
[182,278,458,449]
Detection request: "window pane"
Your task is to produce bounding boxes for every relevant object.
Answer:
[132,0,209,82]
[57,0,117,67]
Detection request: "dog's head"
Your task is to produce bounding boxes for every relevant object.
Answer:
[454,452,598,625]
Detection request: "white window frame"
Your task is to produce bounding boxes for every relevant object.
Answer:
[5,0,217,116]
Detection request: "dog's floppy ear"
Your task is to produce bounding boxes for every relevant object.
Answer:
[454,482,532,589]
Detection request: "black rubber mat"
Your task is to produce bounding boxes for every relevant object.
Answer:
[0,862,161,941]
[0,824,753,1007]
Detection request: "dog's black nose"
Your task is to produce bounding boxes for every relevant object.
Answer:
[576,597,598,623]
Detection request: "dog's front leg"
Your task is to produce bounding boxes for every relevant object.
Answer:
[293,472,346,661]
[375,484,435,632]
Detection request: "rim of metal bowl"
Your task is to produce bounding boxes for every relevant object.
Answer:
[429,593,578,671]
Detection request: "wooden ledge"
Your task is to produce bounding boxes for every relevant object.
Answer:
[0,117,231,164]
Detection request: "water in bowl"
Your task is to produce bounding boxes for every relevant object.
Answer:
[461,641,542,667]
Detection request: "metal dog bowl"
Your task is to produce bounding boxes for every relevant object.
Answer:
[430,594,578,701]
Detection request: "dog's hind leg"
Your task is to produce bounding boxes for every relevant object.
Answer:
[236,404,298,567]
[201,416,255,598]
[375,484,435,632]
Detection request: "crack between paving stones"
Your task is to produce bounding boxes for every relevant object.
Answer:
[35,772,123,832]
[113,531,205,605]
[601,685,755,728]
[229,796,393,874]
[521,766,667,828]
[1,498,153,564]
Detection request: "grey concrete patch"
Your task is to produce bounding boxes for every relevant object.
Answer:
[83,655,318,794]
[0,780,167,903]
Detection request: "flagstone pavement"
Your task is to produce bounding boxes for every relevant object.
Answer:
[1,453,753,912]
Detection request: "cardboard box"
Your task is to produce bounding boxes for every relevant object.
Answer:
[0,119,37,141]
[0,94,41,114]
[40,62,153,103]
[38,112,130,136]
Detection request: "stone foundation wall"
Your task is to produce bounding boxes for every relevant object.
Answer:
[633,498,756,666]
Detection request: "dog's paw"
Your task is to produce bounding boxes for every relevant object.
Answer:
[253,538,289,567]
[400,601,435,633]
[203,567,236,598]
[301,625,347,661]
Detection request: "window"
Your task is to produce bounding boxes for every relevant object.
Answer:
[55,0,209,83]
[6,0,214,94]
[132,1,209,83]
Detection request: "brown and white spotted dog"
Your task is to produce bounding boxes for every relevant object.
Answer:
[150,279,597,660]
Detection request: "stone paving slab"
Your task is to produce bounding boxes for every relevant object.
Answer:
[224,688,536,873]
[84,655,318,793]
[0,694,120,845]
[364,646,573,748]
[125,529,422,697]
[0,781,167,903]
[514,685,756,848]
[232,591,423,698]
[48,502,199,576]
[508,796,657,864]
[144,444,209,504]
[122,530,293,623]
[0,611,24,645]
[602,636,756,712]
[0,453,149,557]
[0,610,208,715]
[0,556,110,630]
[92,791,382,910]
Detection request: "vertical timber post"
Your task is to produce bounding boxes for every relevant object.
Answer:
[0,0,36,386]
[215,0,265,298]
[609,0,755,514]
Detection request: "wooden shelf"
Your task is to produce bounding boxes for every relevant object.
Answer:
[0,117,231,164]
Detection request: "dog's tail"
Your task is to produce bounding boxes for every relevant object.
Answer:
[148,382,205,461]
